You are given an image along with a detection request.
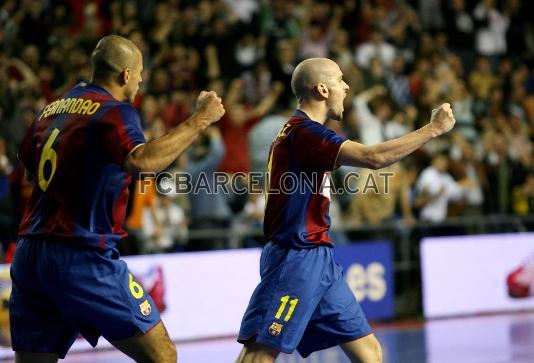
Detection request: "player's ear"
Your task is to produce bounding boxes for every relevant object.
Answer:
[315,83,329,99]
[119,68,130,86]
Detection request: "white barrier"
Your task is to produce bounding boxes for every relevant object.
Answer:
[421,233,534,319]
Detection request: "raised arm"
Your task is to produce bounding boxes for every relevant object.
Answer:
[337,103,455,169]
[125,91,225,173]
[253,81,284,118]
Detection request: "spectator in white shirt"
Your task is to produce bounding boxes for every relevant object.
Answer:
[355,27,396,70]
[353,85,392,145]
[473,0,509,62]
[415,153,465,222]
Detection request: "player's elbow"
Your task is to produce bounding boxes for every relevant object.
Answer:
[338,142,386,169]
[124,154,144,174]
[124,145,157,174]
[364,147,387,170]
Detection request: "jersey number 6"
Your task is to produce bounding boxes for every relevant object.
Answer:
[38,128,60,192]
[129,273,144,299]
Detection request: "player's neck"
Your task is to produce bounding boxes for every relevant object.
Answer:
[91,79,127,102]
[297,101,327,124]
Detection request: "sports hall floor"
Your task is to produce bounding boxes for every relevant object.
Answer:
[4,311,534,362]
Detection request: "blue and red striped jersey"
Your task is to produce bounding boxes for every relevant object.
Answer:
[264,110,346,249]
[17,82,145,249]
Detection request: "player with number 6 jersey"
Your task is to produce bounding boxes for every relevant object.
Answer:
[17,83,145,250]
[10,35,225,363]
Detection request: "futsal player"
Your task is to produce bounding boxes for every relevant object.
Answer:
[236,58,455,363]
[9,35,225,363]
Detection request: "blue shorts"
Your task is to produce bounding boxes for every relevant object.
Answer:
[238,241,372,357]
[9,237,161,358]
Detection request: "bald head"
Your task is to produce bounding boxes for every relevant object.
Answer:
[90,35,141,82]
[291,58,340,100]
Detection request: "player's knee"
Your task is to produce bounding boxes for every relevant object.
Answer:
[156,339,177,363]
[362,338,382,363]
[373,340,383,363]
[238,341,278,363]
[344,334,382,363]
[167,342,178,362]
[241,352,276,363]
[139,338,176,363]
[171,344,178,362]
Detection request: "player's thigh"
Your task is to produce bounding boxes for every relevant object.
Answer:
[15,352,59,363]
[10,239,78,358]
[236,340,279,363]
[340,333,382,363]
[239,244,332,353]
[10,283,77,357]
[50,248,162,347]
[110,321,176,363]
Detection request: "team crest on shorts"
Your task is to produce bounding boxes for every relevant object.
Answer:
[139,299,152,316]
[268,321,283,336]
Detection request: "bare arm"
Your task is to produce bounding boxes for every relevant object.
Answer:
[8,58,39,89]
[125,91,225,173]
[357,85,387,104]
[253,81,284,117]
[225,79,243,108]
[205,45,221,81]
[338,103,455,169]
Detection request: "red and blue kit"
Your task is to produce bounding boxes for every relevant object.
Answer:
[17,82,145,250]
[264,109,345,249]
[239,110,372,357]
[10,83,160,358]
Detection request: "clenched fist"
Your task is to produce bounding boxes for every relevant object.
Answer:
[429,103,455,136]
[195,91,226,128]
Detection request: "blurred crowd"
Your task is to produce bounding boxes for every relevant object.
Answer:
[1,0,534,256]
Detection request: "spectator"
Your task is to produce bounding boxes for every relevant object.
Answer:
[414,153,466,223]
[143,194,187,253]
[355,27,396,70]
[270,38,298,110]
[384,105,417,141]
[473,0,509,69]
[469,56,497,102]
[442,0,476,73]
[387,55,412,107]
[186,126,231,251]
[450,80,477,141]
[348,163,415,227]
[450,136,486,216]
[353,85,392,145]
[417,0,445,31]
[481,132,519,213]
[124,178,160,255]
[217,79,283,174]
[329,29,353,70]
[512,170,534,216]
[248,109,292,176]
[504,0,527,60]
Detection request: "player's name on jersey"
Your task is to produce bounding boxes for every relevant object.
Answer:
[39,98,101,119]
